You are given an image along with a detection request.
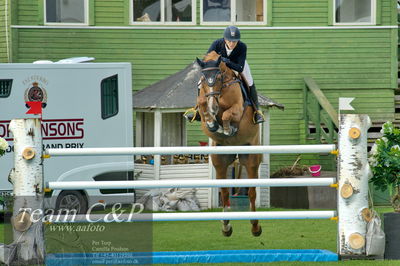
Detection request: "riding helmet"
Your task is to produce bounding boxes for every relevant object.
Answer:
[223,26,240,42]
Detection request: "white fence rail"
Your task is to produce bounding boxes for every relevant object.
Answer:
[45,144,336,157]
[47,211,337,223]
[47,178,337,190]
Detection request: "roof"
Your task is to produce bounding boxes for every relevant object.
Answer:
[259,94,284,110]
[132,62,284,110]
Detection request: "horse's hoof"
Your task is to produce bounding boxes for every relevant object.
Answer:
[252,226,262,237]
[222,226,233,237]
[224,127,238,136]
[207,122,219,132]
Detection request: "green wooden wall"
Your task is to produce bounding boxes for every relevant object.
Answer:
[6,0,399,171]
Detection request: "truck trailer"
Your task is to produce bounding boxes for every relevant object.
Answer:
[0,61,135,213]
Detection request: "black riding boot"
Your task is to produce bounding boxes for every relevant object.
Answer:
[249,84,265,124]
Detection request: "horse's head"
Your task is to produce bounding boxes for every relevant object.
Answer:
[196,54,223,116]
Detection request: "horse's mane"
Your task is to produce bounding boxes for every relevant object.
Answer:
[203,51,232,76]
[203,51,219,62]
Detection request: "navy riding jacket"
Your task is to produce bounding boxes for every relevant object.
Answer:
[207,38,247,73]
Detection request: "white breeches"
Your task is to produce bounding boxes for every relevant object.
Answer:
[241,61,254,87]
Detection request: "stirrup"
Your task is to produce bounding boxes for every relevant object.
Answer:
[253,110,265,124]
[184,107,198,123]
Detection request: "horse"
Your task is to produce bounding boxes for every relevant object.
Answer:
[195,51,262,237]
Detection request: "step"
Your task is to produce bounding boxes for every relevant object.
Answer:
[395,95,400,112]
[395,95,400,103]
[306,120,400,149]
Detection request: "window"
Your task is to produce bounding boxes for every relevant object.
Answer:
[0,80,12,98]
[101,75,119,119]
[201,0,265,25]
[132,0,196,24]
[136,112,185,163]
[138,112,184,147]
[45,0,88,24]
[334,0,376,25]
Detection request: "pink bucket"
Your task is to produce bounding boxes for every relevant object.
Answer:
[309,165,322,177]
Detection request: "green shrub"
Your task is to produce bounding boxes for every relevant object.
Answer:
[369,121,400,211]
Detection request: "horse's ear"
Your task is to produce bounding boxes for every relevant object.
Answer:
[196,57,204,68]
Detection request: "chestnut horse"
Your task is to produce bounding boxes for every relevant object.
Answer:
[196,51,262,237]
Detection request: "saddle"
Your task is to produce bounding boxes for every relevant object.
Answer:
[230,72,252,107]
[238,79,252,107]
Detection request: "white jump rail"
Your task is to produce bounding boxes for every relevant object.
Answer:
[47,178,337,190]
[47,211,337,223]
[44,144,336,157]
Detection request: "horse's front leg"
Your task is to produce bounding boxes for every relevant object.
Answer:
[198,96,222,133]
[221,104,242,136]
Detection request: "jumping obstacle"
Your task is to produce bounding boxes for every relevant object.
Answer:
[47,177,337,190]
[3,114,371,265]
[45,249,339,265]
[44,144,336,157]
[48,211,337,223]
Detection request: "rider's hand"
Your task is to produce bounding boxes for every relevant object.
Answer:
[221,57,230,64]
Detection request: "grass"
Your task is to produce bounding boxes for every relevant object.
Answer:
[150,207,397,265]
[1,207,399,265]
[153,216,336,251]
[152,207,394,252]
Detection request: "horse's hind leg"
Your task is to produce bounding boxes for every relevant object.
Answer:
[220,187,232,237]
[240,153,262,237]
[212,154,235,237]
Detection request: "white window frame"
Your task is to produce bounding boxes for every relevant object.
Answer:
[200,0,266,26]
[44,0,89,26]
[333,0,376,26]
[130,0,196,25]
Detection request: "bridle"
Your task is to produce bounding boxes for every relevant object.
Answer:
[200,67,222,95]
[200,66,225,100]
[201,66,241,98]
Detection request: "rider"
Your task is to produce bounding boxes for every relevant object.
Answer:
[185,25,265,124]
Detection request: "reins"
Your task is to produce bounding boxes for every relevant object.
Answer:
[222,79,240,88]
[202,67,220,71]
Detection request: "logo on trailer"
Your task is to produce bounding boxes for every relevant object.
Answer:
[0,119,85,141]
[24,82,48,108]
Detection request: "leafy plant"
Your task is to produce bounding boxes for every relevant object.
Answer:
[369,121,400,212]
[0,137,8,156]
[0,194,12,210]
